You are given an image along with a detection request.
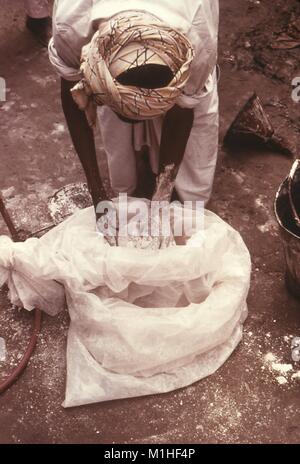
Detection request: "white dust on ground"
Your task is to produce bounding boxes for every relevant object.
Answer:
[0,184,56,235]
[243,328,300,387]
[47,182,91,224]
[130,326,300,444]
[0,301,32,381]
[255,195,278,235]
[263,346,300,385]
[51,123,66,137]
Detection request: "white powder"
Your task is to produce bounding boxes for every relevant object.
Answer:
[51,123,66,136]
[292,371,300,380]
[255,197,265,209]
[257,219,278,234]
[264,352,277,363]
[271,363,293,374]
[276,376,288,385]
[1,186,15,198]
[48,183,91,224]
[264,351,298,386]
[255,196,277,234]
[230,169,245,185]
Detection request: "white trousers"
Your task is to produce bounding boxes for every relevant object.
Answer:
[97,73,219,203]
[24,0,49,18]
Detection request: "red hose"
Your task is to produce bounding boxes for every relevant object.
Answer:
[0,308,42,394]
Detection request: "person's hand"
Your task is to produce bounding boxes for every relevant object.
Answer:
[117,206,173,249]
[152,164,178,203]
[96,200,119,246]
[96,198,174,249]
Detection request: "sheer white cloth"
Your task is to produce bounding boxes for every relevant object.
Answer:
[0,205,251,407]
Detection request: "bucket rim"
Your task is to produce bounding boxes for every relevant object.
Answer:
[274,176,300,240]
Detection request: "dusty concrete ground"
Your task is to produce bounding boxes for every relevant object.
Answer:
[0,0,300,444]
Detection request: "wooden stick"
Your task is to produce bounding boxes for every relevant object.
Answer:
[0,194,19,240]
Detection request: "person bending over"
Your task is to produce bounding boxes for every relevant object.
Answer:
[49,1,219,214]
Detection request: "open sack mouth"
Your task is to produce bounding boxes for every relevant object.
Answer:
[0,203,250,407]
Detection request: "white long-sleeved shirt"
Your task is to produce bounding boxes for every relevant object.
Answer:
[49,0,219,108]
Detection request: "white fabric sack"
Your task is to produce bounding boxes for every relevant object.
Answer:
[0,236,65,316]
[0,205,251,407]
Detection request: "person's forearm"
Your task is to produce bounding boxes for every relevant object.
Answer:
[153,105,194,201]
[60,78,107,208]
